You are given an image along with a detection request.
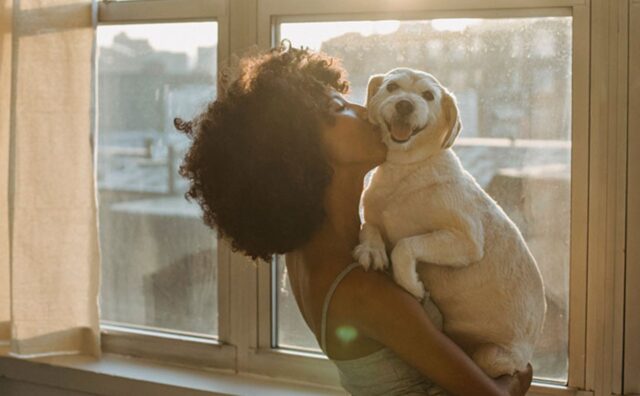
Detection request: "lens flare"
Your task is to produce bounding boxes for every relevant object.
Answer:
[336,325,358,344]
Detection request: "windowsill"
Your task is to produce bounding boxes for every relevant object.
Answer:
[0,349,345,396]
[0,345,591,396]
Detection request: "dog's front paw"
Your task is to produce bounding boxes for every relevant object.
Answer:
[397,276,425,300]
[391,241,425,300]
[353,242,389,271]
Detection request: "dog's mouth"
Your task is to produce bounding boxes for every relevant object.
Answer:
[384,120,427,144]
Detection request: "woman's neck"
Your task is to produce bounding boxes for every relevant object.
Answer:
[302,164,371,264]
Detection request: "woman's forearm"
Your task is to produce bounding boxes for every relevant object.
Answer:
[355,273,507,396]
[398,320,506,396]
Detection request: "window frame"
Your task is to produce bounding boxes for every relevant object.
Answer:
[625,2,640,393]
[94,1,637,396]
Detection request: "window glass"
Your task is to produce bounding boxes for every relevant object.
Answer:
[275,256,321,351]
[277,17,571,383]
[97,22,219,337]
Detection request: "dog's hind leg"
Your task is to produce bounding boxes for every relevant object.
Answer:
[472,344,520,378]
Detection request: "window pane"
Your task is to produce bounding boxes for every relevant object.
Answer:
[279,18,571,382]
[275,257,321,352]
[97,22,218,337]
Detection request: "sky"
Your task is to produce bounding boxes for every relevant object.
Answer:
[97,19,481,57]
[97,22,219,59]
[281,19,481,50]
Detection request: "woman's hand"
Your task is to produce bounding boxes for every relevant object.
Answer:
[495,364,533,396]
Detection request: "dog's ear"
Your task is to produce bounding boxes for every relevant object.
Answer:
[366,74,385,107]
[441,90,462,149]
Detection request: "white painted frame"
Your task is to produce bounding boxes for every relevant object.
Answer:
[624,1,640,394]
[585,1,630,396]
[253,1,606,395]
[101,323,236,370]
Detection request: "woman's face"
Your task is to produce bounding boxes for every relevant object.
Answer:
[322,92,387,168]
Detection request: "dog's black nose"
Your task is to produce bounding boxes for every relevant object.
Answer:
[395,100,414,116]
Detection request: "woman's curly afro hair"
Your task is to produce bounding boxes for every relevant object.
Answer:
[175,44,349,261]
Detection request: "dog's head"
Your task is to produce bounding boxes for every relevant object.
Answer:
[366,68,461,152]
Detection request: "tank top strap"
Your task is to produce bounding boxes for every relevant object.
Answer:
[321,262,362,353]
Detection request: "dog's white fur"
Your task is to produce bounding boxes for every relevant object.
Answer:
[355,68,546,377]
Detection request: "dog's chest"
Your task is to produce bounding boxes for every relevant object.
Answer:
[362,166,440,245]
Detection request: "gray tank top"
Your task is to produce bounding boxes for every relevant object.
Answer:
[320,262,448,396]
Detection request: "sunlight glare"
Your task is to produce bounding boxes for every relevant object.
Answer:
[280,21,400,51]
[97,22,218,61]
[431,18,481,32]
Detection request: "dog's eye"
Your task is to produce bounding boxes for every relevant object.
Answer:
[422,91,435,101]
[386,82,399,92]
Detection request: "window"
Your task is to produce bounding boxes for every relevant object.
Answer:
[275,17,572,383]
[96,1,234,369]
[95,1,637,395]
[274,256,321,352]
[97,22,219,337]
[255,2,592,393]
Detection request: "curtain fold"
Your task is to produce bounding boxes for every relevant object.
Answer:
[0,0,100,358]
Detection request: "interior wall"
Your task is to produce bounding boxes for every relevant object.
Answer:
[0,378,92,396]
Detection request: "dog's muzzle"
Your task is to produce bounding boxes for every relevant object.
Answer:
[383,99,427,143]
[385,120,426,146]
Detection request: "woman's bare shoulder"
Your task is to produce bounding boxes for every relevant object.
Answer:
[338,266,413,300]
[332,266,431,334]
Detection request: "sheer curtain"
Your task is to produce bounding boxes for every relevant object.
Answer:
[0,0,100,357]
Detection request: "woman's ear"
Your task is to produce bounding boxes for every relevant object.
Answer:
[440,90,462,149]
[366,74,384,107]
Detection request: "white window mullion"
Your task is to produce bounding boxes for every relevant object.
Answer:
[256,258,272,351]
[584,0,629,395]
[610,1,631,395]
[226,251,259,373]
[223,0,260,375]
[98,0,228,23]
[625,1,640,393]
[567,1,590,391]
[215,239,233,347]
[259,0,585,17]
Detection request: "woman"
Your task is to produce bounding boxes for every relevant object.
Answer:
[176,44,532,396]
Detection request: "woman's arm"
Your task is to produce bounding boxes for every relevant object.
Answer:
[338,268,530,396]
